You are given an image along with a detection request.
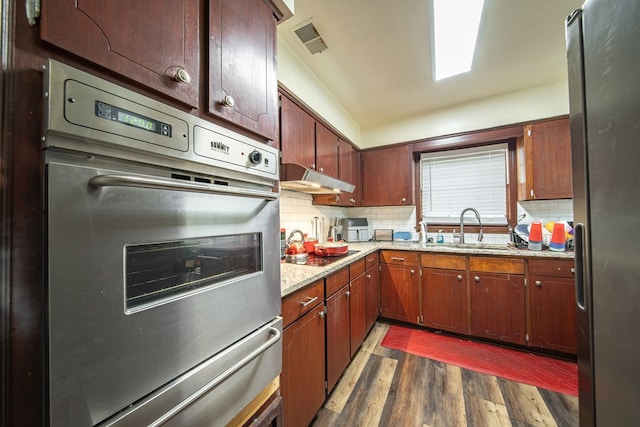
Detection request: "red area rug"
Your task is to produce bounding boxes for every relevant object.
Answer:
[381,325,578,396]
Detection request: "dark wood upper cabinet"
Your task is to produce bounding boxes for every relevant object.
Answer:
[361,145,414,206]
[517,117,572,200]
[209,0,279,141]
[280,95,316,168]
[315,122,339,177]
[40,0,200,107]
[338,139,361,206]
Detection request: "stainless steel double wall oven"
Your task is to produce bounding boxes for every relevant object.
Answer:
[43,60,282,426]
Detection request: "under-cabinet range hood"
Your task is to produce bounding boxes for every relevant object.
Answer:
[280,163,355,194]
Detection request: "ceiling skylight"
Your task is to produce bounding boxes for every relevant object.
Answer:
[432,0,485,81]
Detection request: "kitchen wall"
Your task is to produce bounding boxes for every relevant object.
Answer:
[277,37,570,150]
[280,191,574,244]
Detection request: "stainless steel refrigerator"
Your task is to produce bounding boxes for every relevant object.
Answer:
[566,0,640,425]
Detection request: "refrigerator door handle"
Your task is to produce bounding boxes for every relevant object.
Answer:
[574,223,587,311]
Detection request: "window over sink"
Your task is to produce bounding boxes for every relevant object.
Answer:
[420,144,508,225]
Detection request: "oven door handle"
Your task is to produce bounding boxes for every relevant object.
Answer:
[89,174,279,201]
[148,325,281,427]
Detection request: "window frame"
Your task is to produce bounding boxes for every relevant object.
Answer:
[412,125,522,234]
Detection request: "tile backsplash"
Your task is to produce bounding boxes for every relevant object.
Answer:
[517,199,574,224]
[279,191,573,244]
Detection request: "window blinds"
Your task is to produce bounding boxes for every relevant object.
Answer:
[421,144,508,225]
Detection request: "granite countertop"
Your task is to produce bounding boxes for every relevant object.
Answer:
[280,241,574,298]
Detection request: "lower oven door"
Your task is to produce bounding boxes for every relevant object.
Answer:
[46,156,281,426]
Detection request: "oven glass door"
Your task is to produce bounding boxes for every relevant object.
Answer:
[126,234,262,312]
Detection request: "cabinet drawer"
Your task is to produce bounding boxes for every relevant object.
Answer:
[469,256,525,274]
[326,267,350,297]
[380,250,418,266]
[528,259,575,277]
[365,253,379,270]
[421,254,466,270]
[282,280,324,328]
[350,258,366,279]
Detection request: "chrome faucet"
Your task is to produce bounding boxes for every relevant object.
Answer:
[459,207,484,244]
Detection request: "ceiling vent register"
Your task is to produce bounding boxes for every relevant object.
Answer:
[294,21,328,54]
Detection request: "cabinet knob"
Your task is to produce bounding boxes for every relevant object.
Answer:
[401,197,406,203]
[530,189,535,198]
[174,68,191,84]
[410,269,415,275]
[457,275,463,281]
[318,310,325,318]
[474,276,480,283]
[366,274,371,279]
[221,95,236,108]
[535,280,542,287]
[350,198,356,204]
[345,290,350,296]
[319,167,324,172]
[310,163,316,170]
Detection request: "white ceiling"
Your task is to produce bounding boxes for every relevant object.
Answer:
[277,0,584,127]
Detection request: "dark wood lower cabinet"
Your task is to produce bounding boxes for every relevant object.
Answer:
[380,263,421,325]
[530,275,578,353]
[470,272,526,345]
[282,305,326,427]
[349,273,367,357]
[422,267,468,334]
[326,285,351,393]
[365,263,380,333]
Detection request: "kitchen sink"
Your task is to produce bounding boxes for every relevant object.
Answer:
[425,242,514,251]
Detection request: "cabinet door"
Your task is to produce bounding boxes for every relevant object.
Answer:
[326,285,351,393]
[209,0,278,141]
[282,305,326,427]
[280,95,315,168]
[422,268,468,334]
[315,122,339,178]
[40,0,200,107]
[338,139,361,206]
[380,263,421,324]
[365,264,380,332]
[361,145,413,206]
[518,117,572,200]
[349,274,367,357]
[470,272,526,345]
[530,275,577,353]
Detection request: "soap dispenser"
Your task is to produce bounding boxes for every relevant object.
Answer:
[419,218,428,243]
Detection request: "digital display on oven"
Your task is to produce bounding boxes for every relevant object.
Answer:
[95,101,172,137]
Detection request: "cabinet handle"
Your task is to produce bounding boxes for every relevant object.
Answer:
[221,95,236,108]
[174,68,191,84]
[474,276,480,283]
[300,296,318,307]
[390,257,406,262]
[570,267,576,274]
[535,280,542,287]
[457,275,463,281]
[530,189,535,198]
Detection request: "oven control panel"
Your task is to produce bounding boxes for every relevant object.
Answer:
[193,125,277,177]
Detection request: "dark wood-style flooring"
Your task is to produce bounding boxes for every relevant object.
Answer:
[311,322,578,427]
